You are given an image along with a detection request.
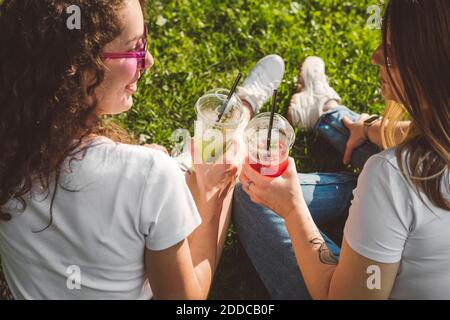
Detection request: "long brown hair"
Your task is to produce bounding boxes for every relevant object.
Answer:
[381,0,449,210]
[0,0,139,224]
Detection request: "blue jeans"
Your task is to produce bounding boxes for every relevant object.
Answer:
[232,106,380,300]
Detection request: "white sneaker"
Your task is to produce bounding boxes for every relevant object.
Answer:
[237,54,285,113]
[287,56,341,130]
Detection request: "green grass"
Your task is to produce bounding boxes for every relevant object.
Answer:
[121,0,384,174]
[1,0,384,299]
[116,0,383,299]
[123,0,383,170]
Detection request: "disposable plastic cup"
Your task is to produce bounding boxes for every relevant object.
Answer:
[244,112,295,177]
[194,88,244,164]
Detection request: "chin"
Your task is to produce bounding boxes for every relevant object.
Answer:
[384,94,397,103]
[381,85,395,102]
[118,96,134,113]
[105,103,133,115]
[125,97,134,110]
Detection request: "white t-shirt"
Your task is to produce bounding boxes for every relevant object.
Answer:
[344,148,450,300]
[0,137,201,300]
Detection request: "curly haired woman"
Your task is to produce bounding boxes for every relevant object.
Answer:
[0,0,242,300]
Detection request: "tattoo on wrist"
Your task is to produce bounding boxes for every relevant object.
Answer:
[309,237,339,265]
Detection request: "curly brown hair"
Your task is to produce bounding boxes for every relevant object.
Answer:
[0,0,141,226]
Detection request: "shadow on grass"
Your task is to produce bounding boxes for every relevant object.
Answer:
[210,228,270,300]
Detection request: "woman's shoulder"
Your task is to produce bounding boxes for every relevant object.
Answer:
[72,136,180,182]
[362,147,449,212]
[89,136,169,160]
[359,148,416,205]
[366,147,449,181]
[363,148,404,178]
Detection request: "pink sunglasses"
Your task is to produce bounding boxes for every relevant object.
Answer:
[102,25,148,70]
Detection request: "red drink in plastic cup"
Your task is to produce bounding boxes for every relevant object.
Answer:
[249,142,289,177]
[245,113,295,178]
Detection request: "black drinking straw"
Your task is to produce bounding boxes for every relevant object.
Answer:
[267,89,278,152]
[217,72,243,122]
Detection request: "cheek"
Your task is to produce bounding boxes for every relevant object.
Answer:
[384,70,404,99]
[123,59,139,78]
[107,59,138,86]
[95,60,138,114]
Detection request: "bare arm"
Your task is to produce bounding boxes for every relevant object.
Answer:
[186,178,231,298]
[145,193,224,300]
[240,157,400,300]
[285,202,400,299]
[342,115,410,165]
[144,103,252,300]
[186,102,252,268]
